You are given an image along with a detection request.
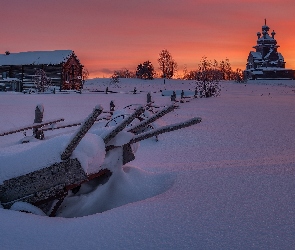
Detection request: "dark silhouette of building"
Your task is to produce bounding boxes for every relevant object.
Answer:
[245,20,295,80]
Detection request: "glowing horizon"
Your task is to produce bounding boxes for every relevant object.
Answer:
[1,0,295,79]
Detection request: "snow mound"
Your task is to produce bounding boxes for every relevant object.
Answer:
[0,132,106,183]
[56,148,175,218]
[10,202,46,216]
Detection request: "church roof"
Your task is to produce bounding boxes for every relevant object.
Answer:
[0,50,74,66]
[258,33,274,41]
[264,48,274,59]
[250,52,262,59]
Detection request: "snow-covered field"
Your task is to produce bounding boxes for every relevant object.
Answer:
[0,78,295,249]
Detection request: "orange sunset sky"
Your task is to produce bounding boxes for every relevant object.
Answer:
[1,0,295,78]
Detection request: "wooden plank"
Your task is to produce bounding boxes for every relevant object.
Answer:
[127,104,175,134]
[129,117,202,144]
[61,105,103,160]
[0,158,87,208]
[105,117,202,152]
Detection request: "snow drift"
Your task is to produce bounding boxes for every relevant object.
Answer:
[0,78,294,249]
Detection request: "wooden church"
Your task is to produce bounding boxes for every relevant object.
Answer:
[0,50,83,91]
[245,20,295,80]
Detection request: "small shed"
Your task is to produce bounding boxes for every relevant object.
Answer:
[0,50,83,91]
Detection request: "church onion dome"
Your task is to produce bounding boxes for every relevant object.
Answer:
[255,20,278,44]
[256,29,277,45]
[262,25,270,32]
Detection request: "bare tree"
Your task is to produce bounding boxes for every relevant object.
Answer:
[219,58,232,80]
[157,49,177,79]
[82,68,89,84]
[109,69,135,85]
[233,68,247,83]
[110,72,120,85]
[112,69,135,78]
[183,70,198,80]
[196,57,222,97]
[33,69,52,92]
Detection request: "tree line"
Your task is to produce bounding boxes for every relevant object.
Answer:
[111,49,245,83]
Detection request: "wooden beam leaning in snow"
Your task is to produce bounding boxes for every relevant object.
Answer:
[61,105,103,160]
[105,117,202,153]
[102,105,145,145]
[129,117,202,144]
[130,117,202,144]
[127,104,175,134]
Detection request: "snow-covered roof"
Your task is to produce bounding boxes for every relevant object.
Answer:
[258,33,273,41]
[278,53,284,61]
[264,48,274,59]
[0,50,74,66]
[250,51,262,59]
[261,67,293,71]
[252,70,264,75]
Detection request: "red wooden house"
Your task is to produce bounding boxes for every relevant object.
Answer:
[0,50,83,91]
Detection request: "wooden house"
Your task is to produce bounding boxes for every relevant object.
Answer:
[0,50,83,91]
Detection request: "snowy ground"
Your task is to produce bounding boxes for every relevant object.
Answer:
[0,78,295,249]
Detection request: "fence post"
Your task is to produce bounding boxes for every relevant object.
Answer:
[33,104,44,139]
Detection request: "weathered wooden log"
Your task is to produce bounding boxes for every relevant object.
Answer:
[0,158,87,209]
[0,118,65,136]
[42,121,82,132]
[103,105,145,145]
[0,159,110,214]
[61,105,103,160]
[129,117,202,144]
[121,118,202,164]
[127,104,175,134]
[105,117,202,152]
[42,115,111,132]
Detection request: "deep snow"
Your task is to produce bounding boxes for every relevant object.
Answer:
[0,78,294,249]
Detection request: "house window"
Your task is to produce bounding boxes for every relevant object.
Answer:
[71,65,75,77]
[65,72,69,82]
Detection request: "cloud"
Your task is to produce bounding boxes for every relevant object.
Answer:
[100,68,114,74]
